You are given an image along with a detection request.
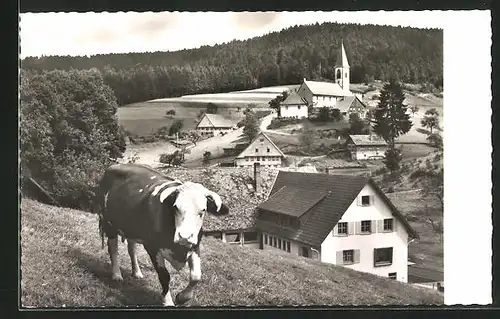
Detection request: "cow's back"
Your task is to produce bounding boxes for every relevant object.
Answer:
[99,164,179,242]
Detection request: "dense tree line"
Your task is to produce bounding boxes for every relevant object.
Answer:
[20,68,126,210]
[21,22,443,106]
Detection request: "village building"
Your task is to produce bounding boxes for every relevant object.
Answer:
[346,135,389,161]
[196,113,235,137]
[234,132,285,168]
[255,170,418,283]
[335,95,369,119]
[279,91,309,119]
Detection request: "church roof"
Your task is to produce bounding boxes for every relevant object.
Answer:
[335,40,350,68]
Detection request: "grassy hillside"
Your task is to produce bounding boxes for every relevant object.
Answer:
[21,199,443,307]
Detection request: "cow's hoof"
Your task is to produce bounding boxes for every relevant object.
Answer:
[111,274,124,282]
[175,292,192,305]
[132,271,144,279]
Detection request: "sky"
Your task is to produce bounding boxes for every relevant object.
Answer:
[19,11,445,58]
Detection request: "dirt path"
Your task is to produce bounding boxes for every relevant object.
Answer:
[259,112,294,136]
[184,127,245,163]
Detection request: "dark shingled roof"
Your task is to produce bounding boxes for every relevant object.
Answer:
[256,171,418,247]
[258,186,328,217]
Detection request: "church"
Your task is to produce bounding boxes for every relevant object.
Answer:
[293,41,368,119]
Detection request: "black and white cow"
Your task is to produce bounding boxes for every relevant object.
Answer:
[92,163,229,306]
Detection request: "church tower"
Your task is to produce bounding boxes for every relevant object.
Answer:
[334,40,352,96]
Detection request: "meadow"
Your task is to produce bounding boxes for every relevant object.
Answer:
[21,198,443,307]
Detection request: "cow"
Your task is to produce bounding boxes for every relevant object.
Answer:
[92,163,229,306]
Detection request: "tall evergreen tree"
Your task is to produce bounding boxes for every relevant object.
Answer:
[371,79,413,146]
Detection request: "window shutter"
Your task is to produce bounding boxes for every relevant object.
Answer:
[378,220,384,233]
[348,222,355,236]
[356,196,361,206]
[354,249,360,263]
[373,248,377,267]
[393,219,397,231]
[371,220,377,233]
[371,195,375,205]
[336,251,343,265]
[333,224,338,237]
[355,221,361,235]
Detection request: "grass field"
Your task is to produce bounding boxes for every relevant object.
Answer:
[21,199,443,307]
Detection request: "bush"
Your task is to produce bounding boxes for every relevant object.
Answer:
[427,133,443,149]
[409,168,436,181]
[159,150,185,166]
[20,69,125,211]
[267,118,303,130]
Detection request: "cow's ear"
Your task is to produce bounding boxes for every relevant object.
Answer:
[206,194,229,215]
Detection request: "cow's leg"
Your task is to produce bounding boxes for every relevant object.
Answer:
[104,221,123,281]
[145,246,174,306]
[127,239,143,279]
[175,249,201,305]
[107,237,123,281]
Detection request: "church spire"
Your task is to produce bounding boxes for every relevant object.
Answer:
[335,40,350,68]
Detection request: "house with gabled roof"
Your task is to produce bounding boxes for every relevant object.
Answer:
[346,134,389,161]
[255,171,419,283]
[279,91,309,119]
[235,132,285,168]
[196,113,236,137]
[336,95,369,119]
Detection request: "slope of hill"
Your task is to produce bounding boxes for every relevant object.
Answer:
[21,199,443,307]
[21,22,442,105]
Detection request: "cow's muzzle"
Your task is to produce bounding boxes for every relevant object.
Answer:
[174,232,197,248]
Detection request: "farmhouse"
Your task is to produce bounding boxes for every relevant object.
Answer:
[408,264,444,293]
[279,91,309,119]
[235,132,285,168]
[255,171,419,283]
[346,135,389,161]
[335,95,369,119]
[297,41,353,109]
[196,113,235,137]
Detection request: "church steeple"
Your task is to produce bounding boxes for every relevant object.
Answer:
[334,40,351,95]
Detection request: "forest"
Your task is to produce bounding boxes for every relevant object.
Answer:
[21,22,443,106]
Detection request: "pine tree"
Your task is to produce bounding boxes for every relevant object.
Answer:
[371,79,413,147]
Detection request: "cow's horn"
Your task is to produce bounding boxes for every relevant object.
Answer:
[205,190,222,212]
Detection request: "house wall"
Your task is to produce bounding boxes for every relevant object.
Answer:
[196,127,233,137]
[353,146,388,160]
[260,232,319,259]
[235,156,282,168]
[279,104,308,118]
[320,183,410,282]
[312,95,338,108]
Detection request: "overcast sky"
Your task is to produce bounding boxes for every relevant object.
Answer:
[19,11,445,58]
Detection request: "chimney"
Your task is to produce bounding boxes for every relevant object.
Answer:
[253,162,261,194]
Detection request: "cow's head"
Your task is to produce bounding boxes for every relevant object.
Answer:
[159,182,229,247]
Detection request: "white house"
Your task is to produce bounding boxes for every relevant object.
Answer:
[196,113,235,137]
[346,135,389,161]
[279,91,309,119]
[235,132,285,168]
[297,41,353,109]
[256,171,419,283]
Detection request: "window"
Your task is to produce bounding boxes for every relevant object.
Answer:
[298,105,301,110]
[337,222,348,235]
[345,72,348,78]
[273,237,277,247]
[278,238,282,249]
[255,148,258,153]
[267,147,270,153]
[286,241,291,252]
[388,272,397,280]
[361,220,372,233]
[336,69,341,79]
[244,232,258,243]
[264,234,268,245]
[286,106,289,110]
[343,250,354,264]
[383,218,394,231]
[374,247,393,267]
[260,138,264,142]
[226,233,241,243]
[361,195,371,206]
